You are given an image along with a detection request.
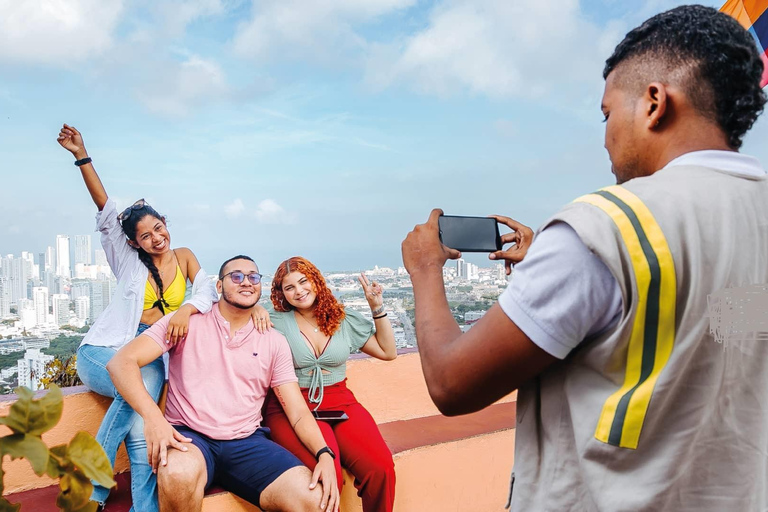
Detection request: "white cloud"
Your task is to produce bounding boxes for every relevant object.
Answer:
[255,199,296,224]
[134,55,230,117]
[0,0,124,65]
[232,0,416,63]
[225,198,245,219]
[365,0,609,100]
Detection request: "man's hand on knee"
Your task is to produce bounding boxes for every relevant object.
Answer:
[144,416,192,472]
[310,455,339,512]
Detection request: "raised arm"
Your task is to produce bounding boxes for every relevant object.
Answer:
[107,335,191,471]
[358,274,397,361]
[57,123,108,211]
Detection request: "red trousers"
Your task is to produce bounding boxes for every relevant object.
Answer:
[263,380,395,512]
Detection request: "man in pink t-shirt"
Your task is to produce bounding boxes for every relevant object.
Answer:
[107,255,339,512]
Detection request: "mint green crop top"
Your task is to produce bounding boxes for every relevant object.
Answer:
[270,308,375,407]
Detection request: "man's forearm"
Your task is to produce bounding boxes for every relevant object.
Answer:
[107,356,165,423]
[410,267,464,404]
[292,411,328,455]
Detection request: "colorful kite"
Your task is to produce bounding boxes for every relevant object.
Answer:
[721,0,768,87]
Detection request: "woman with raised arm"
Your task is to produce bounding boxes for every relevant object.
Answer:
[263,256,397,512]
[56,124,270,511]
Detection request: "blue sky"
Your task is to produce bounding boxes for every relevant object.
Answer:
[2,0,764,274]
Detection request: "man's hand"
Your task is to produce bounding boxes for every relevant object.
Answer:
[250,304,273,334]
[144,416,192,473]
[488,215,534,275]
[166,307,193,346]
[309,454,339,512]
[402,209,461,275]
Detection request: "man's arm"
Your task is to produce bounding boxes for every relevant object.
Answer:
[273,383,339,512]
[403,209,558,416]
[106,335,191,471]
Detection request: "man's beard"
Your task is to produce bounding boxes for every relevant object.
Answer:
[222,289,260,310]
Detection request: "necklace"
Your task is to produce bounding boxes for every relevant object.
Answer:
[297,312,320,333]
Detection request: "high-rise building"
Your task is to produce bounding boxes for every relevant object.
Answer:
[56,235,71,278]
[38,252,46,279]
[32,287,49,327]
[74,235,92,265]
[17,348,54,391]
[94,249,108,267]
[45,246,55,272]
[75,296,90,323]
[4,255,32,305]
[456,258,467,280]
[52,294,70,326]
[89,280,114,323]
[18,298,36,330]
[467,262,479,281]
[0,277,10,318]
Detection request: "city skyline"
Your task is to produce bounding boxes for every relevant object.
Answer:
[4,0,763,273]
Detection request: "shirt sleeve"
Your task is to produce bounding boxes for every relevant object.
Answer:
[95,198,137,279]
[270,333,299,388]
[342,309,376,352]
[183,267,219,314]
[497,222,623,359]
[142,313,176,354]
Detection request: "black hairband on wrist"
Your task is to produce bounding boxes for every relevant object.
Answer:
[373,313,388,320]
[74,157,92,166]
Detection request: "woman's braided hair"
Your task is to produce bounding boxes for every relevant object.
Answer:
[119,202,170,314]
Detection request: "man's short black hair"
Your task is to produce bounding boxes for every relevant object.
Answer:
[218,255,256,279]
[604,4,766,149]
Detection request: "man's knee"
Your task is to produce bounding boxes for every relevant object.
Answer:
[158,449,206,493]
[261,466,324,512]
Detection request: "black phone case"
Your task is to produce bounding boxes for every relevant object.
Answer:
[438,215,502,252]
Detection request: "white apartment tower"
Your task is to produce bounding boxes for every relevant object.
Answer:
[456,258,467,280]
[56,235,71,278]
[17,348,54,391]
[74,235,92,265]
[52,294,71,326]
[0,277,10,318]
[75,296,90,323]
[32,287,49,327]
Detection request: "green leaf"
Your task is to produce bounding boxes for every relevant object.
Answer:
[67,432,116,489]
[70,502,99,512]
[57,472,93,511]
[0,434,49,476]
[46,445,69,479]
[0,384,63,435]
[0,497,21,512]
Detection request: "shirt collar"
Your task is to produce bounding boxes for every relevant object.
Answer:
[662,150,765,176]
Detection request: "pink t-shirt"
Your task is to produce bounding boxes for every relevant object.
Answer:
[144,304,297,440]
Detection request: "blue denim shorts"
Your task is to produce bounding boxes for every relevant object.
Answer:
[137,322,152,336]
[173,426,303,507]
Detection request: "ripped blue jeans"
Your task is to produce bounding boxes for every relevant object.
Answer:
[76,323,164,512]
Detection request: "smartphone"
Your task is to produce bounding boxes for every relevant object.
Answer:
[438,215,502,252]
[312,410,349,423]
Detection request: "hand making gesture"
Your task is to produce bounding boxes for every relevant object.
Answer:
[57,124,88,159]
[358,273,384,312]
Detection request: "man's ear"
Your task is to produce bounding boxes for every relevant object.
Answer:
[216,279,223,294]
[645,82,668,130]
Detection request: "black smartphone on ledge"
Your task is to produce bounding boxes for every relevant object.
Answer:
[312,410,349,423]
[438,215,502,252]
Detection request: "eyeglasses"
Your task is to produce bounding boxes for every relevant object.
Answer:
[222,271,262,285]
[118,199,147,222]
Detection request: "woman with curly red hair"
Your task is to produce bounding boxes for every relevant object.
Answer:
[263,256,397,512]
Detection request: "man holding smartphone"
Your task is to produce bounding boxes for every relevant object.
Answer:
[403,5,768,511]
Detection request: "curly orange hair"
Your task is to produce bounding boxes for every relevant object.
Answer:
[271,256,346,337]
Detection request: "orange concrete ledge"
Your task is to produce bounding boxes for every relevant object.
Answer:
[3,351,517,511]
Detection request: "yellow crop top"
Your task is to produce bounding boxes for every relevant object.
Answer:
[144,265,186,312]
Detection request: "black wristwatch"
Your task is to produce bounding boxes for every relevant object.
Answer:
[315,446,336,461]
